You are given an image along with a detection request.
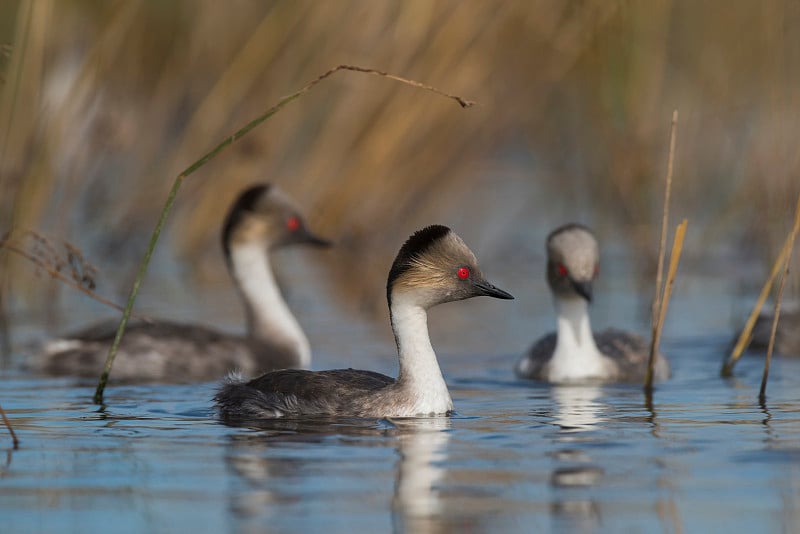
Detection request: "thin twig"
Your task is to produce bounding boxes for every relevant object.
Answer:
[0,240,146,320]
[759,194,800,401]
[722,192,800,376]
[759,257,790,402]
[332,66,475,108]
[645,110,678,391]
[92,65,475,404]
[182,65,473,179]
[0,401,18,449]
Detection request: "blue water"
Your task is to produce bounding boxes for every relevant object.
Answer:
[1,337,799,534]
[2,246,799,533]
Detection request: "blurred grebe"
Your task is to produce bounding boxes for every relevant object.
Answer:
[35,183,330,382]
[739,307,800,357]
[215,225,513,420]
[514,223,670,384]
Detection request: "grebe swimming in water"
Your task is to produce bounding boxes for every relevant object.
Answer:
[515,223,670,384]
[215,225,513,420]
[738,307,800,357]
[34,183,330,382]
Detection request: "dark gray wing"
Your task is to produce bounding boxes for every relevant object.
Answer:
[36,319,256,382]
[215,369,396,420]
[595,328,670,382]
[746,310,800,357]
[67,319,233,345]
[514,332,557,379]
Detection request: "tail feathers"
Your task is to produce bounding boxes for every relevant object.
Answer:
[221,369,247,385]
[214,373,284,420]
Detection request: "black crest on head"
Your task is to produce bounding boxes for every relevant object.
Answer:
[221,183,272,258]
[386,225,451,303]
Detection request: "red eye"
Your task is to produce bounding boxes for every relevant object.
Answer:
[286,216,300,231]
[557,264,568,277]
[457,267,470,280]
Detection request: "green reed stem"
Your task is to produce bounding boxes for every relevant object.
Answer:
[93,65,474,403]
[93,176,183,403]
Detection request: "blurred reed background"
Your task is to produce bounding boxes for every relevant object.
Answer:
[0,0,798,348]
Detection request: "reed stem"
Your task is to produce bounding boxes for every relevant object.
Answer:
[758,193,800,401]
[0,400,18,449]
[722,192,800,376]
[645,110,678,392]
[93,176,183,404]
[645,219,687,391]
[92,65,474,403]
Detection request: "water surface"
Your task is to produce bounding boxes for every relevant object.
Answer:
[2,254,799,533]
[2,336,799,533]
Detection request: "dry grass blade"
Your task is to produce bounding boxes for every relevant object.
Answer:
[92,64,475,404]
[333,66,475,108]
[0,400,18,449]
[645,219,688,391]
[179,65,473,178]
[722,192,800,376]
[758,193,800,401]
[645,110,679,392]
[0,229,145,319]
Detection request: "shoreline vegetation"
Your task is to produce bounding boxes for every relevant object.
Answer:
[0,2,798,402]
[78,65,475,402]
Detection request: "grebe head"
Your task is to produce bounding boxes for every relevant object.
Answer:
[387,225,514,309]
[546,223,599,303]
[221,183,331,258]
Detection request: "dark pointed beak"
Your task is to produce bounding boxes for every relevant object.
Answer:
[297,227,332,248]
[571,279,593,302]
[473,279,515,300]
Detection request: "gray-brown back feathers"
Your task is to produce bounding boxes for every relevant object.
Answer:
[35,183,327,382]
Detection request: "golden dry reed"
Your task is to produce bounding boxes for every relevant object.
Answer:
[758,193,800,401]
[645,110,681,392]
[722,192,800,377]
[92,65,474,404]
[2,2,799,327]
[645,220,688,391]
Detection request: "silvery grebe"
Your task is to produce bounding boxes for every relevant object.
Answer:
[215,225,513,420]
[515,223,670,384]
[740,307,800,357]
[35,183,330,382]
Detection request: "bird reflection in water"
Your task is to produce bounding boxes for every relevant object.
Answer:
[391,418,451,534]
[220,416,452,534]
[548,385,606,532]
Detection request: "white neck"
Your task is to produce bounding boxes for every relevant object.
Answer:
[548,297,608,383]
[228,242,311,368]
[390,294,453,416]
